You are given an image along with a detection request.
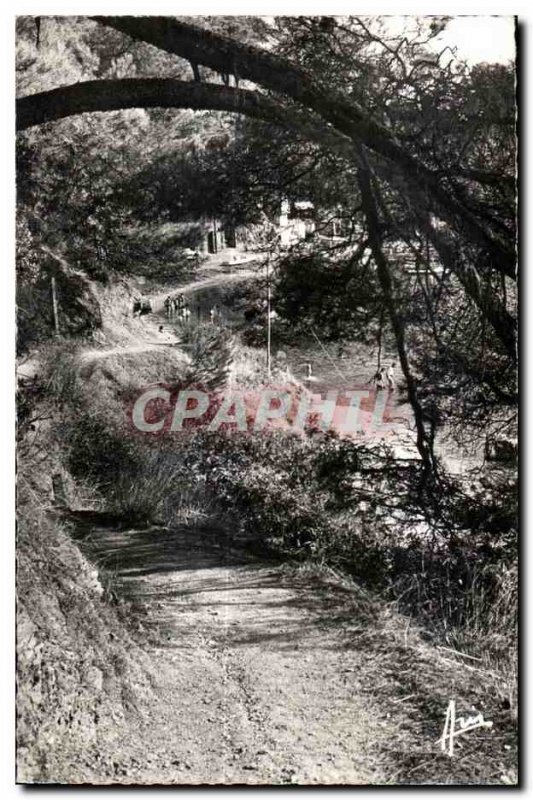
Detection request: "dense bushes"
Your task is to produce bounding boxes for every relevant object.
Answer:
[176,429,516,659]
[273,249,383,342]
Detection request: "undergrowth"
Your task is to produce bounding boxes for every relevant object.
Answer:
[25,335,518,740]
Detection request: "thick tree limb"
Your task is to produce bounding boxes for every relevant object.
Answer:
[91,15,516,281]
[17,76,517,362]
[17,75,517,362]
[16,77,357,163]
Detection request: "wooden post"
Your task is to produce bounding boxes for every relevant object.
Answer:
[51,275,60,337]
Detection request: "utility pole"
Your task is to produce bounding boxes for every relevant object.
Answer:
[377,306,384,368]
[51,275,60,337]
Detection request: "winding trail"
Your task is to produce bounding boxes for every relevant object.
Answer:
[72,521,413,784]
[148,266,259,314]
[16,263,259,379]
[35,258,507,783]
[69,517,513,786]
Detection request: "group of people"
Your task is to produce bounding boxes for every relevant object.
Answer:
[372,362,396,391]
[164,293,191,323]
[162,293,224,327]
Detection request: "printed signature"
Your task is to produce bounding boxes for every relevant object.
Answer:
[437,700,493,756]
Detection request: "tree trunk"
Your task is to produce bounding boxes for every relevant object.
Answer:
[356,147,436,479]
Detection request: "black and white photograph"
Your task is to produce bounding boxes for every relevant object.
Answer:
[14,11,518,786]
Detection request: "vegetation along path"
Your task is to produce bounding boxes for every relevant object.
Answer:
[67,516,515,785]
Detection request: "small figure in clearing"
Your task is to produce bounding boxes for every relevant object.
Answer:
[182,304,191,324]
[158,325,164,334]
[210,305,219,324]
[300,362,318,383]
[386,362,396,390]
[164,296,172,320]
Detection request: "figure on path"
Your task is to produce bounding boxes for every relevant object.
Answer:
[386,362,396,390]
[300,362,318,383]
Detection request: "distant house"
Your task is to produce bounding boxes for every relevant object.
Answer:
[275,200,316,247]
[195,199,336,255]
[198,219,239,254]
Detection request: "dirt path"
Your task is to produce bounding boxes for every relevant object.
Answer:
[148,267,258,314]
[73,523,408,784]
[75,266,259,369]
[69,520,515,786]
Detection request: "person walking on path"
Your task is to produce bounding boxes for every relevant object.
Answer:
[299,362,318,383]
[386,362,396,390]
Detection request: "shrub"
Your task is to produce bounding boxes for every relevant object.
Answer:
[180,323,234,390]
[173,427,517,663]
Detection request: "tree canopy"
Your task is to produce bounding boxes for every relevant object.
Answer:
[16,15,517,475]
